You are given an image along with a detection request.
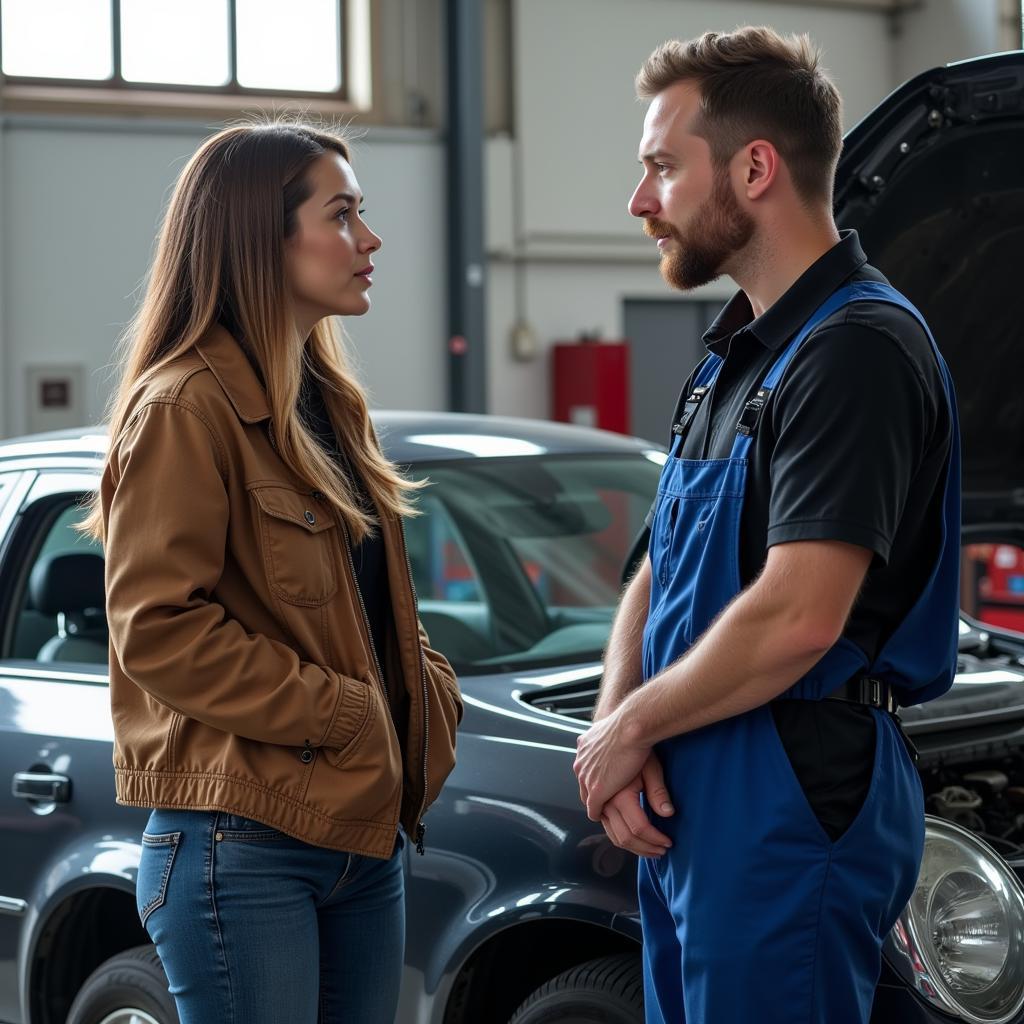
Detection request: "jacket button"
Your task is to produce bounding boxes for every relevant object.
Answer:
[300,749,314,764]
[303,510,316,526]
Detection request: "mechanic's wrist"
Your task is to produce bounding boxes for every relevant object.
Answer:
[611,699,654,752]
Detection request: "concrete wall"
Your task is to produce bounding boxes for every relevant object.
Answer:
[0,0,1015,436]
[484,0,1019,422]
[893,0,1015,84]
[0,120,446,436]
[486,0,895,421]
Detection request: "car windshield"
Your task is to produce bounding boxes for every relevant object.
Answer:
[404,453,663,674]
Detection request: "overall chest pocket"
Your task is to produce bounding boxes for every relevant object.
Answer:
[653,496,681,587]
[250,484,338,607]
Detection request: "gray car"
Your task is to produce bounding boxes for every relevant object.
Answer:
[4,49,1024,1024]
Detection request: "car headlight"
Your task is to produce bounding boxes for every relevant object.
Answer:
[885,815,1024,1023]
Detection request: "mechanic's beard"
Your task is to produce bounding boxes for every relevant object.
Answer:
[649,174,755,292]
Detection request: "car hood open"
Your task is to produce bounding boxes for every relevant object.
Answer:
[834,51,1024,527]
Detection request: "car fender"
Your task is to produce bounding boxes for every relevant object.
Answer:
[18,831,141,1021]
[424,874,638,1001]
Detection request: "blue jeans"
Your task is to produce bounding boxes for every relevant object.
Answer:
[137,809,405,1024]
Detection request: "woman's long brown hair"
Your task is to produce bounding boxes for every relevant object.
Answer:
[82,120,421,543]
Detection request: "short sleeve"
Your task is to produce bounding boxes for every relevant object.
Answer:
[765,321,937,565]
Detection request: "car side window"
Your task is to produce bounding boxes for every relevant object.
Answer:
[406,494,482,603]
[9,502,107,667]
[404,492,494,666]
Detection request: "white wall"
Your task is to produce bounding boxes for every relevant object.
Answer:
[514,0,892,248]
[485,0,896,420]
[894,0,1009,83]
[483,0,1016,422]
[2,120,199,436]
[0,0,1013,435]
[0,119,446,437]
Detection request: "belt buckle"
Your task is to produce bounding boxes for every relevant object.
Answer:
[864,676,897,713]
[869,677,881,707]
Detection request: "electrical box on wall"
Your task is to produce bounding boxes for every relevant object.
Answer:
[25,365,86,435]
[551,339,630,434]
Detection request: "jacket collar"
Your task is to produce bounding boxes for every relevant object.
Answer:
[195,324,272,424]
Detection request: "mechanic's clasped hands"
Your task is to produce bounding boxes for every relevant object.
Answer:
[573,711,675,858]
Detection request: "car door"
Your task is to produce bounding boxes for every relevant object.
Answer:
[0,470,146,1024]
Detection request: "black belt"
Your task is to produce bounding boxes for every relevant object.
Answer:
[780,676,917,762]
[824,676,898,713]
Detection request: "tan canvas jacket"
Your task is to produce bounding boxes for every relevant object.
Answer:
[102,325,462,858]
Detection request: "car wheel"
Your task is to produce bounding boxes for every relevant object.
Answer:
[508,952,643,1023]
[66,944,178,1024]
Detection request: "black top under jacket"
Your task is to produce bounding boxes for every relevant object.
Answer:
[297,367,392,669]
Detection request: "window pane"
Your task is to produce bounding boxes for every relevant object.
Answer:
[407,496,483,604]
[236,0,341,92]
[1,0,112,80]
[405,494,490,669]
[121,0,229,86]
[407,455,662,674]
[11,503,107,666]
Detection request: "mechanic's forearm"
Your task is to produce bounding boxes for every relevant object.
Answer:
[594,558,651,721]
[617,571,833,746]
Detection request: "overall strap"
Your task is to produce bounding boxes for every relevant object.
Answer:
[851,282,961,705]
[729,283,896,460]
[671,353,724,449]
[754,279,961,707]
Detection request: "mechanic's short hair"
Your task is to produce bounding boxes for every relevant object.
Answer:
[636,27,842,206]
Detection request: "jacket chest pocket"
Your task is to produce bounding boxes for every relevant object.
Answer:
[250,484,338,607]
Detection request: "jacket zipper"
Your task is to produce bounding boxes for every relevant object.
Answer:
[313,490,417,850]
[396,517,430,856]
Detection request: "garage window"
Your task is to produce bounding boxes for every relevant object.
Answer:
[0,0,368,101]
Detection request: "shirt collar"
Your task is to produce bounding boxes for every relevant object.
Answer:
[703,229,868,355]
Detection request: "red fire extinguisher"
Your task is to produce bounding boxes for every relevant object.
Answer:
[551,334,630,434]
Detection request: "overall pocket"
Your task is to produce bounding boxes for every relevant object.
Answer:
[136,831,181,927]
[678,493,743,645]
[657,498,680,587]
[649,495,679,588]
[250,484,338,606]
[769,701,878,845]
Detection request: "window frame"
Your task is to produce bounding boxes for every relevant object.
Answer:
[0,471,109,679]
[0,0,377,120]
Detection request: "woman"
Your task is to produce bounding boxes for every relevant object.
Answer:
[83,121,462,1023]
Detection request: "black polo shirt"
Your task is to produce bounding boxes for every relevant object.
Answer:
[648,230,953,839]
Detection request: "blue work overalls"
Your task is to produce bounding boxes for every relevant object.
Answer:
[639,282,961,1024]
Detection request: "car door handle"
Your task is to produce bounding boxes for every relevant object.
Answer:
[12,771,72,803]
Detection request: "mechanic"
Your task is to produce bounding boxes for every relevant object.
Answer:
[573,27,960,1024]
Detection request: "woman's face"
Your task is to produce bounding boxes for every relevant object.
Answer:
[284,152,382,329]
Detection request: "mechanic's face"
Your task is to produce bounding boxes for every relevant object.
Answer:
[284,152,382,329]
[628,80,755,290]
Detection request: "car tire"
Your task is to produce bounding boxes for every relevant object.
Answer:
[508,952,643,1024]
[66,944,178,1024]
